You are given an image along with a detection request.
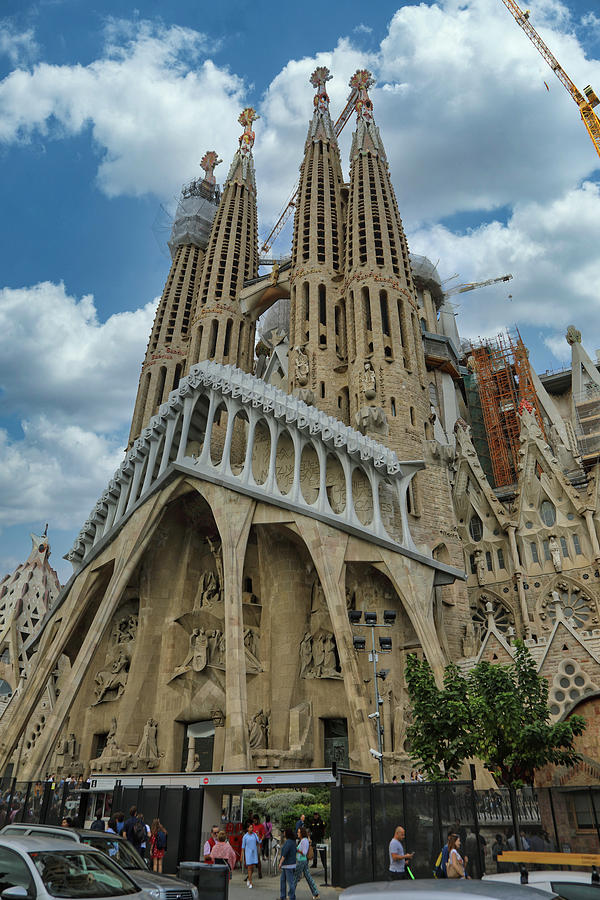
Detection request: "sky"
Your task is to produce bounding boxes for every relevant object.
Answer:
[0,0,599,583]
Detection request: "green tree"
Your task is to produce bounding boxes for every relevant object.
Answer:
[405,642,586,786]
[405,654,475,781]
[469,640,586,785]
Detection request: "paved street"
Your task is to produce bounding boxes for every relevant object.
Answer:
[229,866,342,899]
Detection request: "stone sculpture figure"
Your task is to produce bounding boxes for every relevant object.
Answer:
[248,709,269,749]
[244,627,261,669]
[549,535,562,572]
[172,628,208,679]
[474,549,486,586]
[300,632,313,677]
[360,361,377,400]
[133,718,160,768]
[312,633,326,677]
[322,634,338,677]
[294,347,310,386]
[93,650,130,705]
[462,621,479,658]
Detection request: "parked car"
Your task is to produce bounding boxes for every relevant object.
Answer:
[0,826,198,900]
[0,835,154,900]
[340,880,563,899]
[485,870,600,900]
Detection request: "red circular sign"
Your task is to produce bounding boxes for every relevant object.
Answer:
[203,777,209,784]
[256,776,263,784]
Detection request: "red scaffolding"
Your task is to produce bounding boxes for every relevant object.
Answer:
[470,330,545,488]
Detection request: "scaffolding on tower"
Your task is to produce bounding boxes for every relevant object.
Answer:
[470,330,546,489]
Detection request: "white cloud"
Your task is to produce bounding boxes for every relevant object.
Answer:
[0,21,38,66]
[408,179,600,369]
[0,281,155,432]
[0,19,245,199]
[0,280,156,532]
[0,417,123,530]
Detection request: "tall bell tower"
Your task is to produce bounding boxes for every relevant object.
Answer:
[344,70,428,458]
[288,67,349,421]
[128,151,221,444]
[189,108,260,372]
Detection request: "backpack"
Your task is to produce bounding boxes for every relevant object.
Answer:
[434,845,448,879]
[133,821,147,844]
[156,830,167,851]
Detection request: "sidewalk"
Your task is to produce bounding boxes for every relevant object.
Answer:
[229,866,342,899]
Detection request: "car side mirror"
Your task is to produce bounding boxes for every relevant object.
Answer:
[2,887,32,900]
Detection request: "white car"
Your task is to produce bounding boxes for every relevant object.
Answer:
[0,836,155,900]
[340,879,564,899]
[484,870,600,899]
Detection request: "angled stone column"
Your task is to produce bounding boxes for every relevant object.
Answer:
[293,516,376,774]
[203,484,255,769]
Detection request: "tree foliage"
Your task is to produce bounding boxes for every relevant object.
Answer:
[405,641,586,785]
[405,654,476,781]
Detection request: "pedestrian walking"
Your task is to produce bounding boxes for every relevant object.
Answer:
[149,818,168,874]
[90,809,105,832]
[295,813,306,832]
[123,806,138,844]
[434,829,454,878]
[388,825,414,880]
[293,827,319,899]
[278,827,297,900]
[309,812,325,870]
[241,820,261,889]
[204,825,220,863]
[210,831,237,879]
[262,815,272,861]
[252,814,264,878]
[447,833,468,879]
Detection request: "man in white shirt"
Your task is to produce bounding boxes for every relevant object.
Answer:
[389,825,414,880]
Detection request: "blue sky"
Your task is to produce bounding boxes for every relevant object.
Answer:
[0,0,599,582]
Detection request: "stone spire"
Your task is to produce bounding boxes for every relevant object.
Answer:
[344,69,427,455]
[189,108,260,371]
[128,152,221,444]
[0,530,61,688]
[288,67,348,419]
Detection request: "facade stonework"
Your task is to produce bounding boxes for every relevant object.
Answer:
[2,67,600,784]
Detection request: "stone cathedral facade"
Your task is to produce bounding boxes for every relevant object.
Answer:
[1,68,600,785]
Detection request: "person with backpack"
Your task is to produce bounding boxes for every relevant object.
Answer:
[150,818,168,873]
[90,809,105,832]
[124,806,138,844]
[133,813,149,858]
[293,826,319,899]
[434,829,455,878]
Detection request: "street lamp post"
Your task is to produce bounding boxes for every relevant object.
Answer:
[348,609,396,783]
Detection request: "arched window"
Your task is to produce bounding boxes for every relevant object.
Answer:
[469,515,483,542]
[540,500,556,527]
[208,320,218,359]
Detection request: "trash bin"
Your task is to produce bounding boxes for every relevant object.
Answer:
[178,862,228,900]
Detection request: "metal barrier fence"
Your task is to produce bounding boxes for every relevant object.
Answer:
[330,781,600,888]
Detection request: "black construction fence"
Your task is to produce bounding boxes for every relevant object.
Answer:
[330,781,600,888]
[1,777,600,887]
[0,779,204,876]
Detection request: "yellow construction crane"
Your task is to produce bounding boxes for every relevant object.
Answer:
[445,273,513,298]
[260,87,359,255]
[500,0,600,159]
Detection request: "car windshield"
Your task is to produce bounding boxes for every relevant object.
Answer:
[79,838,146,871]
[550,883,600,900]
[29,851,139,898]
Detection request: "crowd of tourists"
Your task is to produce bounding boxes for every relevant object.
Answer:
[61,805,168,873]
[203,809,326,897]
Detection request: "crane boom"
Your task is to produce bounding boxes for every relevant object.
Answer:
[500,0,600,158]
[260,88,359,255]
[445,273,513,298]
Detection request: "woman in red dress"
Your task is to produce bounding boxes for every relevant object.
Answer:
[149,818,168,873]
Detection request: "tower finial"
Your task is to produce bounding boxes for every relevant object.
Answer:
[238,107,259,156]
[200,151,222,186]
[349,69,375,123]
[310,66,332,112]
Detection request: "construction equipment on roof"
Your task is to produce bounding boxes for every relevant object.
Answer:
[260,87,359,254]
[500,0,600,159]
[470,330,546,488]
[445,273,512,298]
